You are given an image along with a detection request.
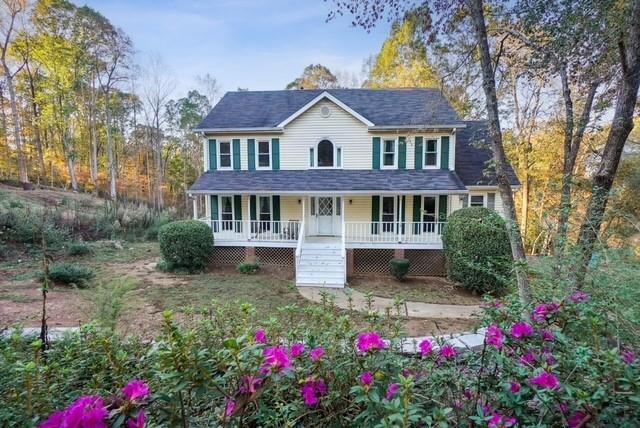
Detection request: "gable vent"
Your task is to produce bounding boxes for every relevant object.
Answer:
[320,106,331,118]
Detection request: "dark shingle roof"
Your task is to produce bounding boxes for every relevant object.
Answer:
[196,89,464,129]
[189,169,467,193]
[455,121,519,186]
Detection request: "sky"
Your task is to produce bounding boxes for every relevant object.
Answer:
[82,0,392,100]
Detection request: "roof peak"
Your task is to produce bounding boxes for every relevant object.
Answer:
[226,87,442,94]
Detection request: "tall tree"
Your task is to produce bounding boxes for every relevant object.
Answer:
[286,64,339,89]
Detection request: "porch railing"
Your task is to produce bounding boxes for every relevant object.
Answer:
[344,221,446,244]
[198,219,301,242]
[295,218,306,281]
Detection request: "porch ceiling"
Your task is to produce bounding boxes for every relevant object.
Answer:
[189,169,467,194]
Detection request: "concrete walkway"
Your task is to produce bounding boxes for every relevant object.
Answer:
[297,287,480,319]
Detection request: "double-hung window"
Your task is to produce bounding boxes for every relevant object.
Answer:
[381,196,396,232]
[257,140,271,169]
[382,139,397,168]
[259,196,272,230]
[218,141,232,169]
[220,196,234,230]
[470,194,486,207]
[424,138,439,168]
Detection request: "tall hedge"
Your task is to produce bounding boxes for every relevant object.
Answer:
[442,207,513,294]
[158,220,213,272]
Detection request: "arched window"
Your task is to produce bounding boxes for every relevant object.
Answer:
[317,140,334,167]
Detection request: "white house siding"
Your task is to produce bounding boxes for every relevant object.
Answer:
[281,196,303,222]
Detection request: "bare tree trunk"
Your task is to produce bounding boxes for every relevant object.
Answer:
[89,79,99,186]
[467,0,531,304]
[576,0,640,286]
[154,137,164,210]
[3,71,30,188]
[25,65,45,178]
[105,91,117,200]
[62,129,78,192]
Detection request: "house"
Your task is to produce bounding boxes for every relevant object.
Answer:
[189,89,519,287]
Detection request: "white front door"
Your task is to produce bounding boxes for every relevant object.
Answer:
[316,197,334,235]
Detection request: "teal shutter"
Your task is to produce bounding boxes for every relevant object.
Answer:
[398,136,406,169]
[272,195,281,232]
[371,196,380,234]
[400,195,406,234]
[414,137,423,169]
[372,137,381,169]
[208,139,217,171]
[487,193,496,211]
[438,195,448,221]
[250,195,257,220]
[413,195,421,234]
[247,139,255,171]
[233,195,242,232]
[272,138,280,170]
[210,195,219,232]
[440,136,450,169]
[233,139,241,170]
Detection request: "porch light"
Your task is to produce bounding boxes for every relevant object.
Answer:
[298,199,301,204]
[349,199,353,205]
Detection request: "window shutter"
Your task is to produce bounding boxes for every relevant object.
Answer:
[462,194,469,208]
[233,195,242,232]
[232,139,241,170]
[487,193,496,211]
[372,137,381,169]
[272,138,280,170]
[438,195,448,222]
[414,137,423,170]
[210,195,219,232]
[413,195,421,234]
[247,139,255,171]
[440,136,450,169]
[208,139,217,171]
[371,195,380,234]
[272,195,281,232]
[398,136,406,169]
[249,195,257,220]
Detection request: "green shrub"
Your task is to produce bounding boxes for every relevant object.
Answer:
[68,242,91,256]
[46,263,95,287]
[389,258,410,281]
[158,220,213,272]
[237,262,260,274]
[87,278,136,331]
[442,207,513,294]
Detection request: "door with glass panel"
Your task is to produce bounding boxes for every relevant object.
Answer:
[422,196,437,233]
[381,196,395,233]
[316,197,334,235]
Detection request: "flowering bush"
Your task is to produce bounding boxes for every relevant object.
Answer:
[1,291,638,427]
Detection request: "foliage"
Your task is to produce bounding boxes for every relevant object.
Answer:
[237,262,260,275]
[1,292,638,426]
[442,207,514,294]
[157,220,213,272]
[46,263,95,287]
[388,258,410,281]
[286,64,339,89]
[67,241,92,256]
[87,278,137,331]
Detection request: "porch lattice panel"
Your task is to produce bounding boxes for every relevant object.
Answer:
[211,246,245,266]
[353,249,395,275]
[406,250,446,276]
[255,247,295,268]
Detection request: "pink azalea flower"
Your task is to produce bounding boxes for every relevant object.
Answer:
[225,398,236,417]
[123,380,150,402]
[540,329,555,341]
[510,381,521,393]
[290,342,305,358]
[57,396,109,428]
[532,302,561,322]
[439,344,457,359]
[300,378,327,407]
[385,383,400,400]
[519,350,536,366]
[262,346,292,373]
[486,324,505,349]
[239,375,262,394]
[568,411,588,428]
[127,409,146,428]
[360,371,374,386]
[254,329,267,344]
[622,349,636,365]
[510,322,534,339]
[530,371,560,389]
[39,411,65,428]
[310,347,325,361]
[559,401,569,413]
[419,338,433,356]
[570,291,590,303]
[357,331,387,353]
[488,413,517,428]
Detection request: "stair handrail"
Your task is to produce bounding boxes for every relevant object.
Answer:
[341,198,346,284]
[295,219,305,280]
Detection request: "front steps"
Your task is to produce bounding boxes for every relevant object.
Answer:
[296,241,346,288]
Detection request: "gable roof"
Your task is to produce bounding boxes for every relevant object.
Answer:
[195,88,465,131]
[455,121,520,186]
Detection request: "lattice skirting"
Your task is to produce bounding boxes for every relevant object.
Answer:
[210,246,245,266]
[352,249,446,277]
[255,247,295,268]
[405,249,447,276]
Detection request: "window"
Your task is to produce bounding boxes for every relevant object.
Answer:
[317,140,334,167]
[382,139,396,168]
[470,194,485,207]
[259,196,271,230]
[220,196,234,230]
[218,141,232,169]
[422,196,437,232]
[381,196,395,232]
[309,148,315,167]
[257,140,270,168]
[336,147,342,167]
[310,197,316,215]
[336,197,342,216]
[424,138,439,167]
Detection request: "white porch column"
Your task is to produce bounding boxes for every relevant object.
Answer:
[302,197,305,236]
[192,196,197,219]
[341,196,345,236]
[246,195,251,241]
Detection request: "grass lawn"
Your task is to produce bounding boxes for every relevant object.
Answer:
[349,275,482,306]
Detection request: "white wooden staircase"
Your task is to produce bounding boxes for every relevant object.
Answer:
[295,239,346,288]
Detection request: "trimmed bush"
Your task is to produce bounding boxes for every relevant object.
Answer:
[68,242,91,256]
[237,262,260,274]
[46,263,95,287]
[442,207,513,294]
[158,220,213,272]
[389,258,410,281]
